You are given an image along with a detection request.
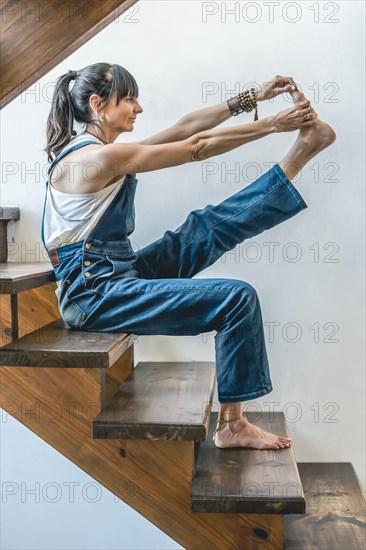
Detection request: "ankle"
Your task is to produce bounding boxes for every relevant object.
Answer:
[217,414,243,424]
[218,401,243,422]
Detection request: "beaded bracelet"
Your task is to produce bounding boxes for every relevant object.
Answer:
[227,87,258,121]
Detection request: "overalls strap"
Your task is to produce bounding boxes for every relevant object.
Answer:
[47,139,100,176]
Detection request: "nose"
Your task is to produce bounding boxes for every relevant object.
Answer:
[135,101,143,114]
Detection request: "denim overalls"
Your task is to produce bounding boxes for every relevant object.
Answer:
[42,139,308,403]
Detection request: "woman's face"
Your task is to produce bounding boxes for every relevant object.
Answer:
[100,93,143,134]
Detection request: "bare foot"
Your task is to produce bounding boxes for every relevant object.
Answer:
[279,90,337,181]
[213,416,292,450]
[299,118,337,155]
[290,89,307,104]
[290,89,337,152]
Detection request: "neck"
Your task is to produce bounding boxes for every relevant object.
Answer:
[84,125,120,144]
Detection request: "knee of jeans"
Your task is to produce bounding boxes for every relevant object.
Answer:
[232,280,259,305]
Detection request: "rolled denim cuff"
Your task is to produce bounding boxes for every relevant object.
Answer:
[272,162,308,211]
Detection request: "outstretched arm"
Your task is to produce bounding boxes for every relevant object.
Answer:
[138,102,233,145]
[96,96,314,185]
[139,75,298,145]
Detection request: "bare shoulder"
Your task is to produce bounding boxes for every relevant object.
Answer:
[49,143,119,194]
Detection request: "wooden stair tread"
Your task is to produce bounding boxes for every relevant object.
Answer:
[0,262,54,294]
[191,411,305,514]
[297,462,366,515]
[0,207,20,221]
[284,462,366,549]
[93,361,216,441]
[0,318,132,369]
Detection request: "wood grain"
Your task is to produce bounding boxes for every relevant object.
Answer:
[93,361,216,441]
[297,462,366,516]
[285,463,366,549]
[0,262,54,294]
[0,318,133,369]
[1,349,285,549]
[1,284,59,346]
[192,411,305,514]
[1,0,139,108]
[1,287,286,549]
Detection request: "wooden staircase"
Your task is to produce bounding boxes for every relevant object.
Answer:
[1,2,365,546]
[1,264,365,549]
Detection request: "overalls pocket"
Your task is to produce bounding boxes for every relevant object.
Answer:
[82,253,115,293]
[82,238,138,294]
[59,299,87,328]
[55,279,87,328]
[88,255,137,293]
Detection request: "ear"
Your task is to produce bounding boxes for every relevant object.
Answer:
[89,93,103,116]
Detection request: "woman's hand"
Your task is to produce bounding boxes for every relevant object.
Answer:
[254,75,298,102]
[272,100,318,132]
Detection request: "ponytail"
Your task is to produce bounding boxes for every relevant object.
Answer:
[45,72,76,163]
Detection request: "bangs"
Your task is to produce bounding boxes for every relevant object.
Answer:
[109,64,139,104]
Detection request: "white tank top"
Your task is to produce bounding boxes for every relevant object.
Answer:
[43,134,126,251]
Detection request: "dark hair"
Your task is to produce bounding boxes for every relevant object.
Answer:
[45,62,139,162]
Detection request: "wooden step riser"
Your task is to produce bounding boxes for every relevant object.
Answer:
[0,284,135,407]
[1,357,286,549]
[1,284,59,346]
[102,346,134,405]
[0,348,134,426]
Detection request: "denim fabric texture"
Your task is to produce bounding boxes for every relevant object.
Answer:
[42,141,308,402]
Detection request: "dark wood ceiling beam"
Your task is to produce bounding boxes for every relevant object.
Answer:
[0,0,139,109]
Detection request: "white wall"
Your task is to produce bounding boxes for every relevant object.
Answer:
[1,1,365,548]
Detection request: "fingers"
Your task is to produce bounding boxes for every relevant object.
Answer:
[275,75,298,91]
[293,101,315,115]
[300,116,318,127]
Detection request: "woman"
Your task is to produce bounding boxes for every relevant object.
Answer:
[43,62,336,450]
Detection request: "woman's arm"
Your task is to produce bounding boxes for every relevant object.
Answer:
[138,102,232,145]
[139,76,298,145]
[97,98,313,184]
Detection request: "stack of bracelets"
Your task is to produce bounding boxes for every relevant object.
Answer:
[227,87,258,120]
